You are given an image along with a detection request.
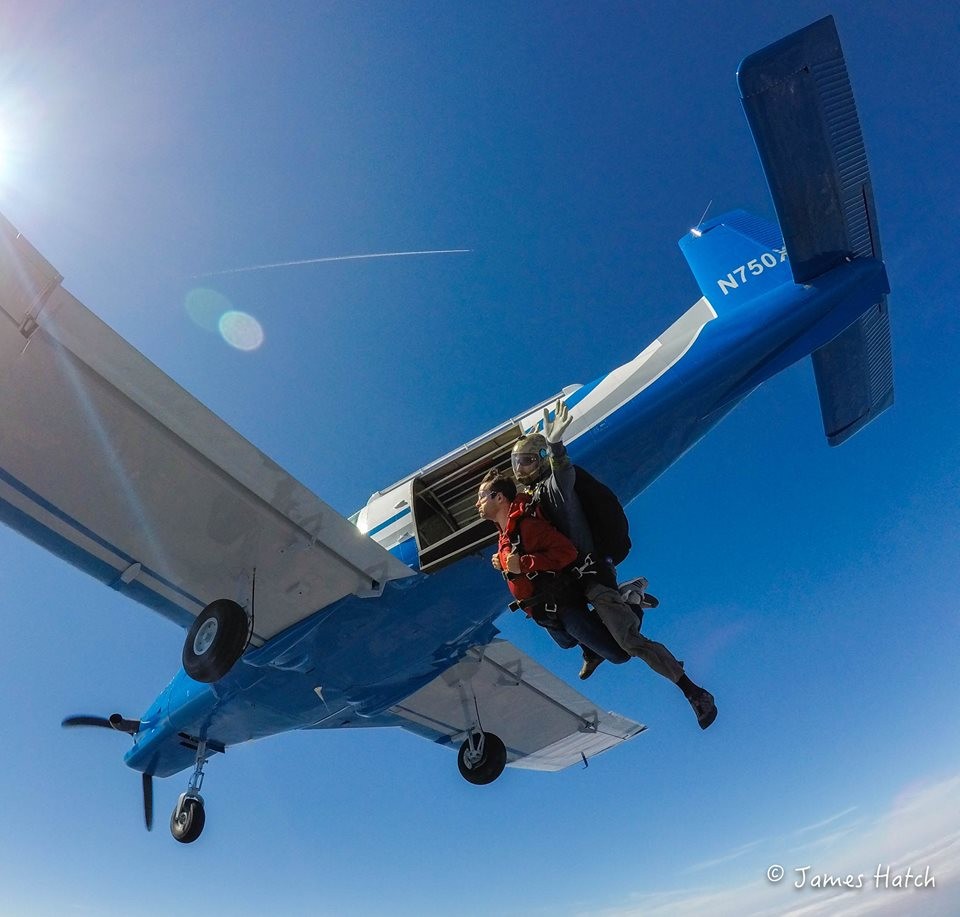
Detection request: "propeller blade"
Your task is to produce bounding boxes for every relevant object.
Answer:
[63,712,150,830]
[62,715,113,729]
[61,713,141,734]
[142,773,153,831]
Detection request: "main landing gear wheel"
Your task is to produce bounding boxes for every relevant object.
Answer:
[182,599,249,683]
[170,795,205,844]
[457,731,507,786]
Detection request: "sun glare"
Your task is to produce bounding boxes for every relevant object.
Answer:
[0,111,30,192]
[0,88,42,193]
[0,124,13,185]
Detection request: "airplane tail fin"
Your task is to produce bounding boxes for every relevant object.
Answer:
[737,15,892,445]
[680,18,892,446]
[678,208,791,312]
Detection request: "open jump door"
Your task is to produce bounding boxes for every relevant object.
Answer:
[411,425,522,573]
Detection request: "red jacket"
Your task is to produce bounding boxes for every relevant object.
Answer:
[497,494,578,602]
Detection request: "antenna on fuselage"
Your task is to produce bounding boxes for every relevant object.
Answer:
[244,568,257,651]
[690,199,713,238]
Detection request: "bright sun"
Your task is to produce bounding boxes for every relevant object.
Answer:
[0,125,13,185]
[0,117,25,188]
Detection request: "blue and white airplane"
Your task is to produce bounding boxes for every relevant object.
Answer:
[0,17,891,843]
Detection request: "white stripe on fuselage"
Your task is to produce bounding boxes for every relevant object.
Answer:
[357,297,716,542]
[559,296,717,443]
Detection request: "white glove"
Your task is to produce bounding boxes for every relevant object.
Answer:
[543,399,572,444]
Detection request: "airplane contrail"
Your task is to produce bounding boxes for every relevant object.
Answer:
[194,248,472,278]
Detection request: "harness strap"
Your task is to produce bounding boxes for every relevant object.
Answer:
[569,552,598,579]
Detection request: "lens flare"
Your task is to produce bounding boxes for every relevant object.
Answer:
[218,310,264,351]
[185,288,231,332]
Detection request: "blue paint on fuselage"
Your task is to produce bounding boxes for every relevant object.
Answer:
[124,252,889,778]
[126,552,505,776]
[567,257,888,500]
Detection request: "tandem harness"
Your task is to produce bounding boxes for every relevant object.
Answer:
[505,554,600,614]
[503,503,600,624]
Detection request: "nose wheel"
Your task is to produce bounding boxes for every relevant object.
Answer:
[171,794,205,843]
[170,739,213,843]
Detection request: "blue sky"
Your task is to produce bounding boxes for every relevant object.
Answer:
[1,2,958,915]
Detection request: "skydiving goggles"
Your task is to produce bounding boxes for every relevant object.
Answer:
[511,448,548,472]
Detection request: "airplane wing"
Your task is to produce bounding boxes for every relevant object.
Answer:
[390,639,646,770]
[0,213,413,642]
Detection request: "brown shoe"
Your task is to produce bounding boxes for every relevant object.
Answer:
[579,650,604,680]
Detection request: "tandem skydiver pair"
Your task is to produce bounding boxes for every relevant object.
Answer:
[480,400,717,730]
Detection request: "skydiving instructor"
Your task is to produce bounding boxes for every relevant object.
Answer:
[511,399,717,729]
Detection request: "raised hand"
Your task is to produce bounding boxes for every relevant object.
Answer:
[543,399,572,444]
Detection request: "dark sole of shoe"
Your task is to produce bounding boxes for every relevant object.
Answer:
[698,706,718,730]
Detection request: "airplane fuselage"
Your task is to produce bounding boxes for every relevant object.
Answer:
[126,242,889,778]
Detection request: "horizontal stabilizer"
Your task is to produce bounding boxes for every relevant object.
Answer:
[812,298,893,445]
[738,16,882,283]
[391,639,645,770]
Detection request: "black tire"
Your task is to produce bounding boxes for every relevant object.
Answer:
[182,599,248,683]
[457,732,507,786]
[170,797,205,844]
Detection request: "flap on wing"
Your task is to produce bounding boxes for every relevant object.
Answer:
[390,639,646,771]
[0,214,413,640]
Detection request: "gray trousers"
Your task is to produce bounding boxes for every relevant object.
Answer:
[584,580,685,683]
